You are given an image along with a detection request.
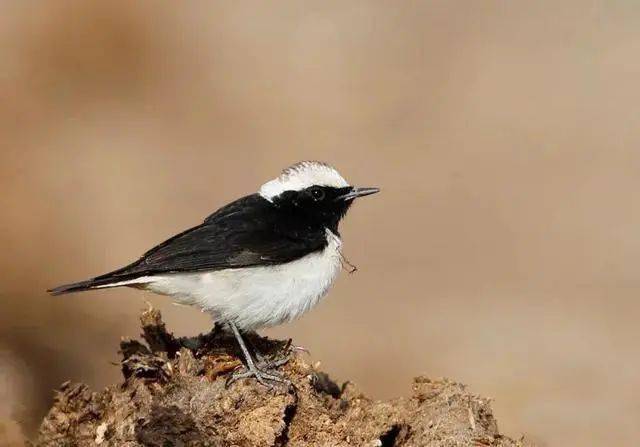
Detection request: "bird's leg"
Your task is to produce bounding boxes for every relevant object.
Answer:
[241,333,300,371]
[242,332,269,364]
[226,322,291,388]
[260,339,313,368]
[245,337,293,370]
[258,340,294,370]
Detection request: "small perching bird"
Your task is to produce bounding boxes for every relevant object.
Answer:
[49,161,379,386]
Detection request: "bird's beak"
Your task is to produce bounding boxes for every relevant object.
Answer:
[335,187,380,201]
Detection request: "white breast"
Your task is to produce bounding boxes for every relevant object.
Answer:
[143,229,343,330]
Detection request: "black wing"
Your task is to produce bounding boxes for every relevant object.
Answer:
[49,194,327,295]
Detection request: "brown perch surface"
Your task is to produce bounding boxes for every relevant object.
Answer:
[36,307,530,446]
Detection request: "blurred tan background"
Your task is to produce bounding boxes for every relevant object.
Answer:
[1,1,639,445]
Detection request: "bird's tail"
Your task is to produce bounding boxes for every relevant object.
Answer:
[48,274,140,296]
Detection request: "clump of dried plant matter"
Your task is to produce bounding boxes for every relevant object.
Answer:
[37,307,529,446]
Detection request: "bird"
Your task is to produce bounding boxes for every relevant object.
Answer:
[49,161,379,386]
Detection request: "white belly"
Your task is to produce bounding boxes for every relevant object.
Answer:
[142,230,343,330]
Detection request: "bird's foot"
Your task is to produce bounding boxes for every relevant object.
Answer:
[254,337,307,370]
[226,323,293,389]
[226,364,291,389]
[256,351,292,371]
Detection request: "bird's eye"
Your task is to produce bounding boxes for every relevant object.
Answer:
[309,187,325,201]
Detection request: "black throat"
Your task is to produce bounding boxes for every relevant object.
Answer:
[270,186,354,236]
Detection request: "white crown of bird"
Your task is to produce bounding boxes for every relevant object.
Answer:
[259,161,349,201]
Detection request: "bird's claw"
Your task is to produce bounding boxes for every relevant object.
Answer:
[226,365,291,389]
[256,351,293,371]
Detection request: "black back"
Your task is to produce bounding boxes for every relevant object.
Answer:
[94,186,354,280]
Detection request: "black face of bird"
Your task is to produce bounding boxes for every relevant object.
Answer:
[272,185,379,232]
